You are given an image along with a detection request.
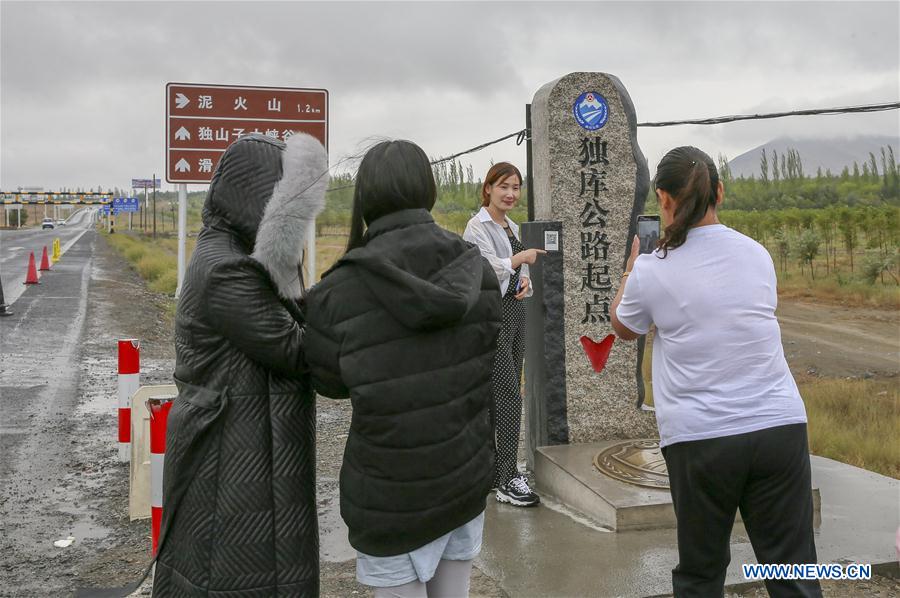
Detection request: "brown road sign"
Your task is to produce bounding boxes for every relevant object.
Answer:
[166,83,328,184]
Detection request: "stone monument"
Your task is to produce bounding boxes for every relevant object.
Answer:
[521,73,820,531]
[524,72,656,446]
[520,72,663,529]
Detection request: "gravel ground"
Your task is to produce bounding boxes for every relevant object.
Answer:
[2,233,894,597]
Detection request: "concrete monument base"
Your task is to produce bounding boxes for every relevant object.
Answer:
[535,441,821,531]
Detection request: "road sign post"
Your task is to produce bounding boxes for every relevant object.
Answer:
[176,184,187,298]
[166,83,329,296]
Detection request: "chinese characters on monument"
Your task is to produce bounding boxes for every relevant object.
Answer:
[578,136,613,324]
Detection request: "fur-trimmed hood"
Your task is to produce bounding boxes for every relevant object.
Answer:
[250,133,328,300]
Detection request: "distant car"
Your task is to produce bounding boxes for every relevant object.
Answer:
[41,218,55,230]
[57,219,66,226]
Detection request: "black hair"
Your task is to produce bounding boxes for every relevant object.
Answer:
[346,140,437,252]
[653,146,719,256]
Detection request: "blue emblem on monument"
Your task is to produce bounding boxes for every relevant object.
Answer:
[573,92,609,130]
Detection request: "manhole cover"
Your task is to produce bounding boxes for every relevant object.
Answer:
[594,439,670,489]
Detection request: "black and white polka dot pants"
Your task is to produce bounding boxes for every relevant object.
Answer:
[492,284,526,488]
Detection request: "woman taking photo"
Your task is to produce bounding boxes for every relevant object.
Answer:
[611,146,821,598]
[463,163,545,508]
[303,140,501,597]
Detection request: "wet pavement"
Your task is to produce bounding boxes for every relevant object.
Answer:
[479,456,899,597]
[0,227,101,595]
[0,226,175,596]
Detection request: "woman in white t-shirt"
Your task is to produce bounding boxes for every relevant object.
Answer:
[611,146,821,598]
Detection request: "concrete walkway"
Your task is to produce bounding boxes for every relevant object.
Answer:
[476,456,899,598]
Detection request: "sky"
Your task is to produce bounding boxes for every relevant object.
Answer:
[2,0,898,194]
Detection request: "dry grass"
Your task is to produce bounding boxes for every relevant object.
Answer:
[315,234,348,281]
[777,275,900,310]
[106,232,181,295]
[801,377,899,478]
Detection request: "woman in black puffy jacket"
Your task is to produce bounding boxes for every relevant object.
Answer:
[304,140,501,598]
[154,133,326,597]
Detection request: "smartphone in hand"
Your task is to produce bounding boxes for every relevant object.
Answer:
[637,214,660,254]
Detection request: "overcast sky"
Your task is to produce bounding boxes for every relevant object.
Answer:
[2,1,898,193]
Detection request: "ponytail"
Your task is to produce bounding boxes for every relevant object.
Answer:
[653,147,718,257]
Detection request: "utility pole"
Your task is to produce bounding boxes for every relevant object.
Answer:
[144,186,149,233]
[152,174,157,238]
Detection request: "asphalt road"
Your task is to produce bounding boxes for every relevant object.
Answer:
[0,208,98,307]
[0,224,101,595]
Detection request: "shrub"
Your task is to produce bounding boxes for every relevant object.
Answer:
[149,269,178,295]
[123,244,147,263]
[136,253,175,282]
[861,251,899,285]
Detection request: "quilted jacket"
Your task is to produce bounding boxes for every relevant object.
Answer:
[153,133,326,597]
[303,208,502,557]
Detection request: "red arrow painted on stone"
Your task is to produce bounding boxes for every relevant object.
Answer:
[580,334,616,374]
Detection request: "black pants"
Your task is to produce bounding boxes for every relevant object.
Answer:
[492,275,526,488]
[662,423,822,598]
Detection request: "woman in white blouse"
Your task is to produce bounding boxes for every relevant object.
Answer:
[463,162,545,507]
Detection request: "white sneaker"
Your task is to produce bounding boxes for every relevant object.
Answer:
[495,475,540,507]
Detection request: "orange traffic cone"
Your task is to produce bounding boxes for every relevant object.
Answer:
[24,252,40,284]
[39,246,51,271]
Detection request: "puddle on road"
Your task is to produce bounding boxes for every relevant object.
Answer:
[45,478,113,543]
[55,504,112,543]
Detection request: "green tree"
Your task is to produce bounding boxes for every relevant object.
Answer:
[718,154,733,183]
[815,209,836,274]
[759,148,769,184]
[861,251,899,285]
[837,206,858,272]
[795,228,821,279]
[773,227,791,274]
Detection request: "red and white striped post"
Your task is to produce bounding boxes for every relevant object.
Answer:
[117,339,140,462]
[148,397,173,555]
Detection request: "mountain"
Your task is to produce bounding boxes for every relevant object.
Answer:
[726,135,899,179]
